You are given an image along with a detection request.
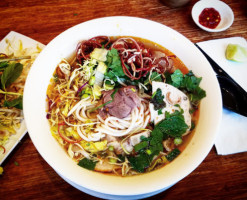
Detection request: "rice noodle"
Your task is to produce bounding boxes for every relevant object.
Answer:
[94,100,150,137]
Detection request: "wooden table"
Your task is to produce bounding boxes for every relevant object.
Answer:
[0,0,247,199]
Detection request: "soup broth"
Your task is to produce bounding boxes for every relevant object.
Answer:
[46,36,205,176]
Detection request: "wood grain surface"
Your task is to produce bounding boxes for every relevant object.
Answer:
[0,0,247,199]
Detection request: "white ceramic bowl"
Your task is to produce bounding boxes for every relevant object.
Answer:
[23,16,222,199]
[192,0,234,32]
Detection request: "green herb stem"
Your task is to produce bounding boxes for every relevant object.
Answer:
[0,56,31,62]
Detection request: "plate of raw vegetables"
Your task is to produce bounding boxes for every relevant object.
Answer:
[0,31,44,164]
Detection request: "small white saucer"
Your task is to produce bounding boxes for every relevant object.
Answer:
[192,0,234,32]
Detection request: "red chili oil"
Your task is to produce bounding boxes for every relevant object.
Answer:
[199,8,221,29]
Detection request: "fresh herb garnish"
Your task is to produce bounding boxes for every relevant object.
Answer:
[144,71,162,86]
[128,153,151,173]
[89,88,119,112]
[171,69,184,88]
[158,109,163,115]
[0,62,8,70]
[150,88,166,110]
[166,69,206,105]
[78,158,97,170]
[134,141,149,152]
[3,96,23,109]
[166,148,180,161]
[155,110,188,138]
[105,48,126,82]
[0,62,23,90]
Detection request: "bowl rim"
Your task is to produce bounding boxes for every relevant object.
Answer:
[191,0,234,32]
[23,16,222,196]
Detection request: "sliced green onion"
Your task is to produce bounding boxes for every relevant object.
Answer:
[109,158,117,163]
[89,76,95,85]
[174,137,183,146]
[108,146,114,151]
[82,94,89,99]
[146,149,152,155]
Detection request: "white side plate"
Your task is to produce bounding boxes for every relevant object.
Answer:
[0,31,45,164]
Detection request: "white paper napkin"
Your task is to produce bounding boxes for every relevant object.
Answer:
[197,37,247,155]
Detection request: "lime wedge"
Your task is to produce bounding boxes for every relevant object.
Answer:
[225,44,247,62]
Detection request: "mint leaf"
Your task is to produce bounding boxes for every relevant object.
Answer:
[128,153,151,173]
[156,110,188,138]
[0,62,8,70]
[189,87,206,103]
[1,62,23,89]
[3,96,23,109]
[78,158,97,170]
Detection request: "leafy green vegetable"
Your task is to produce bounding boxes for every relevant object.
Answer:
[127,109,186,172]
[3,96,23,109]
[105,48,126,81]
[150,88,166,110]
[128,153,151,173]
[134,141,148,152]
[171,69,183,88]
[166,148,180,161]
[1,62,23,90]
[128,122,165,172]
[166,69,206,104]
[156,110,188,138]
[144,71,162,86]
[0,62,8,70]
[149,128,164,157]
[78,158,97,170]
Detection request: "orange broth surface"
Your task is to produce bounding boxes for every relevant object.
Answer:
[46,36,200,176]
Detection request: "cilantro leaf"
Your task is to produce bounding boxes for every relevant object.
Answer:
[171,69,183,88]
[166,69,206,105]
[181,72,202,91]
[105,48,126,81]
[78,158,97,170]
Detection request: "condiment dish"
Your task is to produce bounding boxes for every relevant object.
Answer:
[191,0,234,32]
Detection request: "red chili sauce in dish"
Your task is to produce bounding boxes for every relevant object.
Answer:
[199,8,221,29]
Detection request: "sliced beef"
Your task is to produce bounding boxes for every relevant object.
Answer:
[99,86,141,119]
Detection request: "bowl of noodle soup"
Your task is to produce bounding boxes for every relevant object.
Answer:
[23,16,222,199]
